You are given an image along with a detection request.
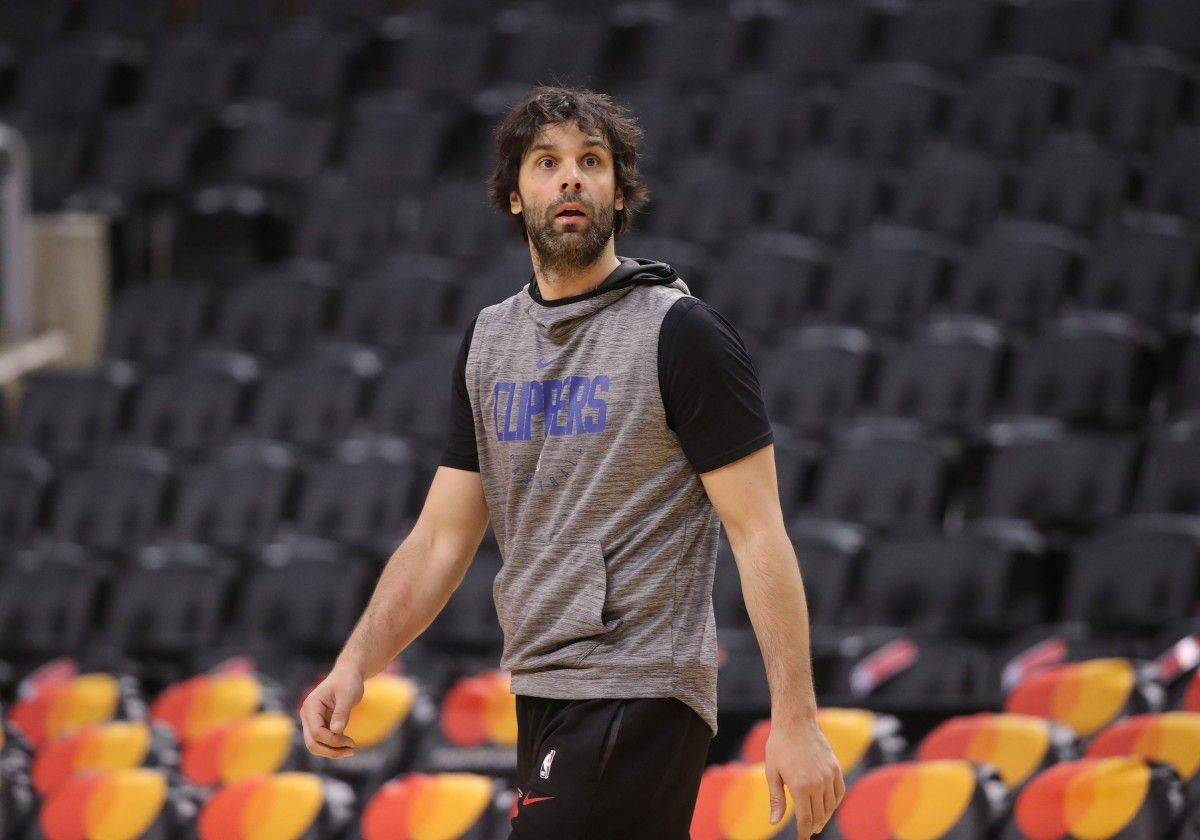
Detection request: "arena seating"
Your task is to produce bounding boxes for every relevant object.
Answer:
[2,0,1200,836]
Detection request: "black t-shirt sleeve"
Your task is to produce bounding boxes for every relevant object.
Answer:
[659,297,774,474]
[439,315,480,472]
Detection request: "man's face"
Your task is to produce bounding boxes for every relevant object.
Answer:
[509,121,624,273]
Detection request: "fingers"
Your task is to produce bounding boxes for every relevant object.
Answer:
[767,767,787,824]
[808,791,825,836]
[329,683,357,735]
[833,766,846,803]
[817,785,837,833]
[793,794,813,840]
[300,696,359,758]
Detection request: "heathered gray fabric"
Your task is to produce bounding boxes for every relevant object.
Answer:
[464,258,723,737]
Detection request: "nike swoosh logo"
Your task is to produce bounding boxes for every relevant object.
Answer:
[522,793,556,806]
[536,356,559,369]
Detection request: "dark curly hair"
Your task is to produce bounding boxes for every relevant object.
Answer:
[486,85,651,240]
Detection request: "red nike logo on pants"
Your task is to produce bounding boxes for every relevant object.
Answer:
[522,792,556,806]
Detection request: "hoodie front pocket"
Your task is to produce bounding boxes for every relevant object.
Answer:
[493,538,621,670]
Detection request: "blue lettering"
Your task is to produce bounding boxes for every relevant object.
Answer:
[584,375,608,432]
[493,381,516,441]
[492,375,611,440]
[521,380,543,441]
[565,376,589,435]
[544,379,564,436]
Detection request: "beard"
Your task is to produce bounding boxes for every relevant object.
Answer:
[523,193,616,275]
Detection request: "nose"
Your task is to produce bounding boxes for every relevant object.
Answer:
[560,160,583,191]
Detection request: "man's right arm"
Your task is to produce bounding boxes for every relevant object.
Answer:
[300,464,489,757]
[335,464,490,679]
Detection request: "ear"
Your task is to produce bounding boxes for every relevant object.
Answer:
[509,190,522,215]
[615,190,624,212]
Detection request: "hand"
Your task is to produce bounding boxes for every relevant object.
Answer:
[299,665,364,759]
[765,717,846,838]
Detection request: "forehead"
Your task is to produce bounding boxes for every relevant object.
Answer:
[525,121,609,156]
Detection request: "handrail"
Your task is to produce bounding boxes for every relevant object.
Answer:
[0,121,32,344]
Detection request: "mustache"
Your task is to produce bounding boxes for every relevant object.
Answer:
[550,194,591,213]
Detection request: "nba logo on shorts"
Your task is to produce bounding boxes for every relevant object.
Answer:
[539,749,556,779]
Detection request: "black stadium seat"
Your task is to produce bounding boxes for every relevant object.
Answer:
[951,56,1078,159]
[0,547,106,666]
[128,351,259,456]
[242,24,359,110]
[702,236,828,341]
[760,2,870,83]
[829,63,958,166]
[247,347,380,452]
[377,22,491,99]
[647,160,759,248]
[639,12,746,86]
[1132,0,1200,57]
[1069,47,1200,153]
[872,316,1006,431]
[758,325,875,435]
[1144,127,1200,223]
[333,254,459,351]
[294,179,398,267]
[81,0,172,41]
[977,418,1138,531]
[341,96,456,192]
[16,364,137,463]
[105,282,212,364]
[768,152,884,244]
[15,121,91,212]
[709,80,834,174]
[6,38,128,123]
[1015,133,1131,235]
[69,112,204,212]
[102,551,237,660]
[368,335,470,446]
[230,555,371,657]
[1004,312,1161,428]
[0,447,52,553]
[1005,0,1121,65]
[1076,215,1200,332]
[0,0,71,48]
[139,29,248,118]
[895,144,1008,241]
[946,221,1084,327]
[493,16,610,89]
[853,533,1044,637]
[878,0,999,74]
[209,269,334,360]
[190,0,278,34]
[822,226,956,331]
[170,441,295,553]
[803,419,959,533]
[46,447,173,559]
[1060,515,1200,636]
[1133,421,1200,516]
[292,447,418,554]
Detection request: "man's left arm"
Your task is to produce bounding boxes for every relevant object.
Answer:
[700,444,845,839]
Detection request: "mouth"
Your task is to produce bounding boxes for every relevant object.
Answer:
[555,205,587,220]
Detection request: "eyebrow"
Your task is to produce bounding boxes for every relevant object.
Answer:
[529,138,609,154]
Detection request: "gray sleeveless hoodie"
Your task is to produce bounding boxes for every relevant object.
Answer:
[463,256,723,737]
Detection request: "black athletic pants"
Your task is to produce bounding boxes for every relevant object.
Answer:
[507,694,712,839]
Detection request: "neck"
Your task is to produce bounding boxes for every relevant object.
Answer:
[530,243,622,301]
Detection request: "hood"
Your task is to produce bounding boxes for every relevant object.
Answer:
[523,256,689,343]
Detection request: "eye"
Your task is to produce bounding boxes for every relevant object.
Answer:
[585,155,599,166]
[537,157,554,168]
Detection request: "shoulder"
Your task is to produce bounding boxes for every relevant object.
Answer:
[660,297,746,354]
[473,287,529,331]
